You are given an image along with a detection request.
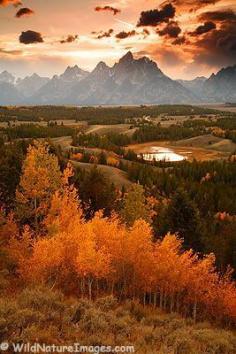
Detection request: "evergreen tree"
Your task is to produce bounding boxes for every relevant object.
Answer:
[167,188,204,251]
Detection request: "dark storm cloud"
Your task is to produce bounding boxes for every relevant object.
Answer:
[95,6,121,16]
[191,8,236,66]
[157,21,181,38]
[95,29,114,39]
[60,35,78,44]
[192,21,236,67]
[199,10,236,23]
[137,3,175,27]
[115,30,137,39]
[15,8,34,18]
[171,0,221,11]
[19,30,44,44]
[189,22,216,36]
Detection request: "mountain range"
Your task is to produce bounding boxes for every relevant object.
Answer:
[0,52,235,105]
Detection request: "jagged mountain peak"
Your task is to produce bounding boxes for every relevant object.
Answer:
[63,64,79,73]
[1,70,11,75]
[31,73,41,78]
[60,65,89,81]
[0,70,15,84]
[0,52,235,105]
[119,51,134,63]
[90,61,111,79]
[94,61,110,71]
[202,64,236,103]
[15,73,50,98]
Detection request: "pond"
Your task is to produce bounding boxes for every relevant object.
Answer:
[138,147,187,162]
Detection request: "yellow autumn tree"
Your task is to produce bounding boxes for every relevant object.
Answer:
[45,164,83,235]
[16,141,62,230]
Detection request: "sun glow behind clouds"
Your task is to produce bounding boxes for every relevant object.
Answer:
[0,0,235,79]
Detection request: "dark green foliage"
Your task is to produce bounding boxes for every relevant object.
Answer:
[133,123,207,143]
[0,141,28,209]
[204,220,236,272]
[166,189,204,251]
[74,166,117,218]
[4,123,74,140]
[74,132,130,155]
[0,105,223,124]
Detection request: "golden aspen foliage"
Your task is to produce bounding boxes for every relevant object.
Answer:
[16,141,62,229]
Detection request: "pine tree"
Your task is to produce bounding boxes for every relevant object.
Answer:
[167,188,204,251]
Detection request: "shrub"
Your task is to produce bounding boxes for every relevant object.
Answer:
[95,296,118,311]
[79,308,111,333]
[192,328,236,354]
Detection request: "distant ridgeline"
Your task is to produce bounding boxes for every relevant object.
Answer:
[0,52,236,105]
[0,104,229,124]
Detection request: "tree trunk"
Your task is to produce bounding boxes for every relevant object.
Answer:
[163,292,167,310]
[193,300,197,323]
[34,197,38,231]
[170,294,174,313]
[80,278,85,297]
[111,281,114,295]
[160,289,163,309]
[88,279,93,301]
[176,294,180,313]
[153,293,157,308]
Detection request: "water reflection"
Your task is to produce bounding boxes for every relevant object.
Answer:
[139,147,186,162]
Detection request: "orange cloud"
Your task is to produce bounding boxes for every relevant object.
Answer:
[0,0,21,6]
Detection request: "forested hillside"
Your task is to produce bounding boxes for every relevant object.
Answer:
[0,138,236,353]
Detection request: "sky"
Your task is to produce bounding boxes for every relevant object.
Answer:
[0,0,236,79]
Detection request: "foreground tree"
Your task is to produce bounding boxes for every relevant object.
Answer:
[16,141,62,230]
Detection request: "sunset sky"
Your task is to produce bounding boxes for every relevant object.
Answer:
[0,0,235,79]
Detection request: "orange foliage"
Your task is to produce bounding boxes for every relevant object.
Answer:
[19,201,236,324]
[72,153,83,161]
[10,146,236,325]
[107,156,119,167]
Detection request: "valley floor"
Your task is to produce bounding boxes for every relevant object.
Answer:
[127,135,236,162]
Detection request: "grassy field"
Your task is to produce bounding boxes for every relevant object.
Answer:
[84,124,135,136]
[51,136,73,149]
[173,135,236,153]
[200,104,236,113]
[71,160,132,188]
